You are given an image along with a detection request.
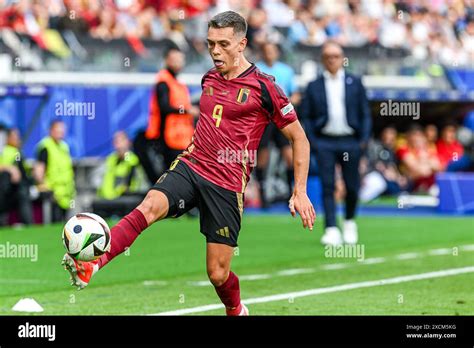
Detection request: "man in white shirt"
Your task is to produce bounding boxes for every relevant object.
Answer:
[301,41,372,246]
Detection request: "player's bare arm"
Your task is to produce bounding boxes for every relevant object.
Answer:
[280,120,316,231]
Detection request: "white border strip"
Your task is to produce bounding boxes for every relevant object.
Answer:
[152,266,474,316]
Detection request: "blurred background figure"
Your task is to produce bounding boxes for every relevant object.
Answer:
[255,42,300,208]
[396,124,441,193]
[302,40,371,246]
[0,128,33,225]
[97,131,141,200]
[437,122,464,171]
[135,47,199,185]
[360,126,408,202]
[425,124,438,151]
[33,120,75,222]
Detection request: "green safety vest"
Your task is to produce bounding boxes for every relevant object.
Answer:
[98,151,140,200]
[36,137,75,209]
[0,145,20,166]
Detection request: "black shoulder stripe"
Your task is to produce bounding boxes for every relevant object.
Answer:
[258,80,274,117]
[257,71,275,82]
[256,70,284,97]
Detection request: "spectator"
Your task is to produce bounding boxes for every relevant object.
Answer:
[301,40,371,246]
[2,0,474,68]
[287,8,313,45]
[396,124,441,192]
[425,124,438,151]
[0,128,33,225]
[98,131,141,200]
[33,120,75,222]
[437,122,464,171]
[255,42,299,207]
[360,126,409,202]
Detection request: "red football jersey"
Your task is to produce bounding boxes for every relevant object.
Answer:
[180,64,298,193]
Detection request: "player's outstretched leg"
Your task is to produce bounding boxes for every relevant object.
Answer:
[63,190,169,290]
[207,243,248,316]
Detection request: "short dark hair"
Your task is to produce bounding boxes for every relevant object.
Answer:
[407,123,424,134]
[163,46,181,59]
[321,40,344,55]
[49,119,64,129]
[208,11,247,36]
[7,127,18,136]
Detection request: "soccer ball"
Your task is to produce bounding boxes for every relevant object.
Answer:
[62,213,111,261]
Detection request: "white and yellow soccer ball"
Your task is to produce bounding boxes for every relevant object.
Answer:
[62,213,111,261]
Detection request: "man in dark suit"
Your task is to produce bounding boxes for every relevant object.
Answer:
[301,41,371,246]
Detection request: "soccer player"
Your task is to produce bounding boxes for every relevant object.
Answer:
[62,11,316,316]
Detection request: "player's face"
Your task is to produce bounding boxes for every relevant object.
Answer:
[207,27,246,74]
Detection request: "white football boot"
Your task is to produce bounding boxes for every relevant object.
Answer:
[321,226,343,246]
[343,220,358,245]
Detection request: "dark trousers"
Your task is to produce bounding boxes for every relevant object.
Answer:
[314,135,361,228]
[163,148,182,170]
[0,171,33,225]
[133,131,161,185]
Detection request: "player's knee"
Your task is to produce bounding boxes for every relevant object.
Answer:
[207,267,229,287]
[137,190,168,224]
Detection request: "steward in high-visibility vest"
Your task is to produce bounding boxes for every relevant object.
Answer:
[35,121,75,214]
[145,48,197,168]
[0,144,20,166]
[146,68,194,149]
[98,151,141,200]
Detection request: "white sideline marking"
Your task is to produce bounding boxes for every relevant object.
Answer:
[240,274,272,281]
[187,280,212,287]
[395,252,420,260]
[153,266,474,316]
[186,244,474,287]
[428,248,452,256]
[320,263,350,270]
[360,257,386,265]
[276,268,315,276]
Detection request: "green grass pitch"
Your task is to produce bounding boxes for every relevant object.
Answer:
[0,214,473,315]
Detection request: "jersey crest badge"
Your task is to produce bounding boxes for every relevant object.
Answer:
[236,88,250,104]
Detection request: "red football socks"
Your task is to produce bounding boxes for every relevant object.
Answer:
[214,271,241,312]
[98,209,148,269]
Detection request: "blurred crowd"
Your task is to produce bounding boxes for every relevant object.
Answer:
[359,118,474,202]
[1,0,474,66]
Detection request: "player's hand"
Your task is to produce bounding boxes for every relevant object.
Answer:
[289,191,316,231]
